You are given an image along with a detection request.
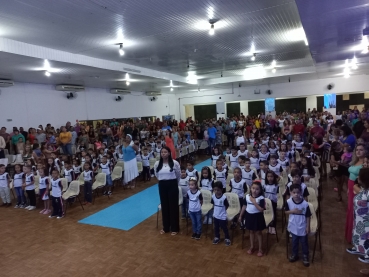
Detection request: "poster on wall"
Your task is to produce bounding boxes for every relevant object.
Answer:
[265,98,275,112]
[324,94,336,109]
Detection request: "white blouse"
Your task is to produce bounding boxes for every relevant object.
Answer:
[154,160,181,182]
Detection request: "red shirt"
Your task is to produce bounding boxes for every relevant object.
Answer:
[179,122,186,131]
[293,124,305,135]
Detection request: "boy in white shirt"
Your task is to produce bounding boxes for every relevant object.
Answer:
[285,183,311,267]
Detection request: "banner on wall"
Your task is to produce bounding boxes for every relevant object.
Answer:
[265,98,275,112]
[324,93,336,109]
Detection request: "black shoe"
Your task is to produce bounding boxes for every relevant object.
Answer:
[103,191,107,196]
[191,233,196,239]
[303,256,310,267]
[289,255,299,263]
[195,233,201,240]
[212,237,220,244]
[230,222,237,230]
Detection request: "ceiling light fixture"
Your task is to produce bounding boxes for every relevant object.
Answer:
[351,55,358,70]
[251,53,256,61]
[209,24,215,35]
[119,43,125,56]
[271,60,277,73]
[344,61,351,78]
[45,71,51,77]
[125,73,130,86]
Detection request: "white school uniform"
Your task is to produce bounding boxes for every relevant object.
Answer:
[0,172,9,188]
[238,150,248,157]
[141,154,150,167]
[277,158,290,171]
[200,179,214,191]
[241,168,257,188]
[179,176,190,196]
[229,178,247,198]
[83,170,93,181]
[258,151,270,161]
[211,154,221,168]
[269,163,283,176]
[244,194,265,214]
[187,190,202,212]
[263,183,279,203]
[213,168,228,188]
[229,154,239,169]
[211,194,229,220]
[25,173,35,190]
[286,198,311,236]
[51,178,62,197]
[13,172,24,188]
[186,168,198,180]
[250,157,260,170]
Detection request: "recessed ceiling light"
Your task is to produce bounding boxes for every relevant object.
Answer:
[272,68,276,73]
[126,81,130,86]
[251,54,256,61]
[119,43,124,56]
[45,71,51,77]
[209,24,215,35]
[170,87,173,92]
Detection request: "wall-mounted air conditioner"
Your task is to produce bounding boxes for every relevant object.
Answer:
[146,91,162,96]
[110,89,130,95]
[55,85,85,91]
[0,80,14,87]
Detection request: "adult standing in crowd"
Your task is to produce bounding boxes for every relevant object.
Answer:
[122,134,139,189]
[340,125,356,150]
[353,112,367,138]
[154,146,181,236]
[11,129,25,150]
[0,134,5,159]
[224,119,235,147]
[195,126,204,148]
[310,120,325,139]
[59,126,72,156]
[361,119,369,142]
[345,144,366,243]
[19,127,28,141]
[0,127,10,153]
[207,123,217,152]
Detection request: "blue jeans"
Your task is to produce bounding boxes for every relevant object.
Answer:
[189,210,202,234]
[181,197,189,218]
[208,137,215,153]
[291,233,309,257]
[14,187,26,205]
[106,174,112,186]
[61,143,72,156]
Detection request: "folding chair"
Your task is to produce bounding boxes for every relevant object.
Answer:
[62,180,84,215]
[200,189,213,238]
[111,166,122,190]
[277,188,285,230]
[137,162,143,174]
[60,178,68,193]
[295,151,301,162]
[307,187,321,227]
[92,173,107,203]
[9,179,16,200]
[78,173,84,186]
[224,192,241,243]
[149,158,156,170]
[226,173,234,192]
[116,161,125,171]
[264,198,279,254]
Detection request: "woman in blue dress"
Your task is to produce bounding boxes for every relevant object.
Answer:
[122,135,139,189]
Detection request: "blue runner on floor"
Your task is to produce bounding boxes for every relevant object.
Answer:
[78,158,212,231]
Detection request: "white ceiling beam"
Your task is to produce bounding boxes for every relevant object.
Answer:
[0,37,189,84]
[198,66,317,86]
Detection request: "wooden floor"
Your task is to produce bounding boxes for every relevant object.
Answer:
[0,156,364,277]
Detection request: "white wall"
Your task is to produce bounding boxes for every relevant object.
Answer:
[306,95,317,111]
[0,82,179,129]
[176,75,369,119]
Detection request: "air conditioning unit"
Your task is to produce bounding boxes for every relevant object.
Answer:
[0,80,14,87]
[55,85,85,91]
[146,91,162,96]
[110,88,130,95]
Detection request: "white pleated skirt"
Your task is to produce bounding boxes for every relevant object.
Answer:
[124,158,139,184]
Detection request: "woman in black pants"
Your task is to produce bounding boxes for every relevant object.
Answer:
[154,146,181,235]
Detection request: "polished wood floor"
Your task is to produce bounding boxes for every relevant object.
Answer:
[0,156,364,277]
